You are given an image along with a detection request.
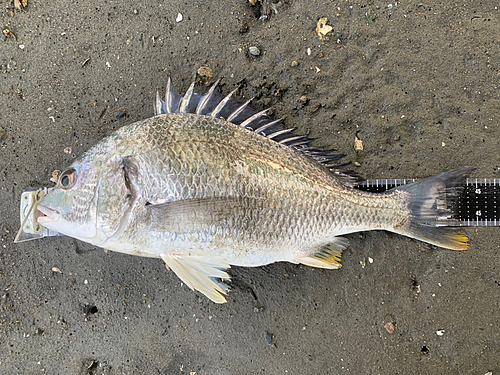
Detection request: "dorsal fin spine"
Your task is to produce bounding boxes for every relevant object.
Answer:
[179,82,196,113]
[165,77,182,113]
[226,98,254,122]
[196,79,221,115]
[266,128,294,140]
[155,91,162,116]
[210,88,239,118]
[253,119,283,135]
[239,109,270,129]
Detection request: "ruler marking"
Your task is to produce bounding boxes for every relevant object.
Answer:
[358,177,500,226]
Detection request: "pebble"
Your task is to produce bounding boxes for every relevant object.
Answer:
[249,46,260,56]
[197,66,213,84]
[265,332,274,345]
[0,127,6,143]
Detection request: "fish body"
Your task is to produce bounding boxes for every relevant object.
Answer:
[36,79,472,303]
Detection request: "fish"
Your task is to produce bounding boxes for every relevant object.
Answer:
[29,77,473,303]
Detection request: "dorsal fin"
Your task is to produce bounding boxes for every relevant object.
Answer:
[156,78,354,181]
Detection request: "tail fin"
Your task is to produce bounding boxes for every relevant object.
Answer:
[391,167,474,250]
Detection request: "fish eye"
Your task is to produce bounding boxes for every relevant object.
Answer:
[59,169,77,189]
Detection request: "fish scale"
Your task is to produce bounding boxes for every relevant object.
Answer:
[15,77,474,303]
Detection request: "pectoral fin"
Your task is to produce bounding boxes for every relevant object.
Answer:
[148,197,264,233]
[297,237,348,269]
[160,253,231,303]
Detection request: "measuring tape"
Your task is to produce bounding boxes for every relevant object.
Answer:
[357,178,499,227]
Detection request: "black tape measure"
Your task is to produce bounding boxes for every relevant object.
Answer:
[356,178,499,227]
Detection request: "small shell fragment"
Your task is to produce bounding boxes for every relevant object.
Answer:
[384,322,395,334]
[3,29,16,38]
[316,17,333,40]
[50,170,61,183]
[14,0,28,10]
[64,146,72,154]
[436,330,445,336]
[354,136,363,151]
[52,267,62,273]
[176,13,183,23]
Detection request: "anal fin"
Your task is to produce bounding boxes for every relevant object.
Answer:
[160,253,231,303]
[297,237,348,269]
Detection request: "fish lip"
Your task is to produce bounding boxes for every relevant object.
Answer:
[37,205,61,225]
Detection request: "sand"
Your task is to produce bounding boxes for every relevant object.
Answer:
[1,0,499,373]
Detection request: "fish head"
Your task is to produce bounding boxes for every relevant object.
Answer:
[37,159,102,243]
[37,154,134,246]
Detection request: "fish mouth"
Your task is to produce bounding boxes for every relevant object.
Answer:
[37,205,61,225]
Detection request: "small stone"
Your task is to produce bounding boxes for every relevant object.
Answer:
[249,46,260,56]
[291,60,299,67]
[265,332,274,345]
[176,13,183,22]
[0,127,6,143]
[239,20,249,34]
[197,66,213,85]
[84,304,98,315]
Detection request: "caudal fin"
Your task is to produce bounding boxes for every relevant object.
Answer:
[391,167,474,250]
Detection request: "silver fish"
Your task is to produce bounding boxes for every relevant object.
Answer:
[22,78,472,303]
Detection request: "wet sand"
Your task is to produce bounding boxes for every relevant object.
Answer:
[1,1,499,374]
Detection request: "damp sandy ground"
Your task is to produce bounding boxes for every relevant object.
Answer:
[1,1,499,374]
